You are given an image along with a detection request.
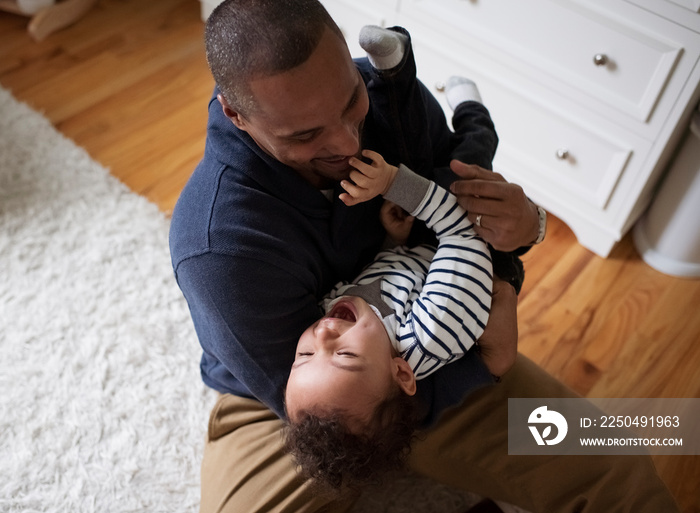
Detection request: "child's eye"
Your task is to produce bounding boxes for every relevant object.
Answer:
[297,352,313,357]
[337,351,358,357]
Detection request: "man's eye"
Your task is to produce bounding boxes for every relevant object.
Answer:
[347,91,359,110]
[290,132,317,143]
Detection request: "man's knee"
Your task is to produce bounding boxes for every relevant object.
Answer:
[200,394,354,513]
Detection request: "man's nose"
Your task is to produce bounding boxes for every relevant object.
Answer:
[326,121,360,156]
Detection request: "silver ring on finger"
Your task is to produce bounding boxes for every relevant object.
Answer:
[475,214,482,227]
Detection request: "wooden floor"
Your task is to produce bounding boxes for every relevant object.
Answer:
[1,0,698,510]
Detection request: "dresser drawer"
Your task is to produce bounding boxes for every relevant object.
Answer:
[411,38,651,210]
[402,0,683,124]
[487,90,645,210]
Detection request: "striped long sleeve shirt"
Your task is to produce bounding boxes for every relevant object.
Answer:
[324,164,493,379]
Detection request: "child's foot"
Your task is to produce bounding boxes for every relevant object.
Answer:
[445,76,483,110]
[359,25,408,71]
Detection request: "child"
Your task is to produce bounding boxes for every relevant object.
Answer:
[283,24,518,492]
[284,149,494,490]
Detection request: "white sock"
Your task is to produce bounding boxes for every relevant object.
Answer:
[359,25,408,71]
[17,0,55,14]
[445,76,482,110]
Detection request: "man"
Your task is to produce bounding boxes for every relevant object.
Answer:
[169,1,679,511]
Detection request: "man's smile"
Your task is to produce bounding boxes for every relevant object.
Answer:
[315,155,353,172]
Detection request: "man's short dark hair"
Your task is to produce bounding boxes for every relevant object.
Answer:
[283,392,420,491]
[204,0,345,116]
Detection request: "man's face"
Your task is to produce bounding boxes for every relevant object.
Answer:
[223,27,370,189]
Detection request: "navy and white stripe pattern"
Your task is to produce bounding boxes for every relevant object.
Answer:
[330,182,493,380]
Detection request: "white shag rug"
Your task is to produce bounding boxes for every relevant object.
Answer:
[0,86,526,513]
[0,86,218,512]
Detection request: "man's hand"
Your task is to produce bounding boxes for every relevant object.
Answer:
[340,150,398,206]
[449,160,539,251]
[380,200,414,246]
[477,278,518,379]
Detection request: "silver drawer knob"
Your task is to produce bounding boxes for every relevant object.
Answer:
[593,54,608,66]
[435,81,446,93]
[556,148,569,160]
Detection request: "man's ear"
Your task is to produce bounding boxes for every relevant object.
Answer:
[217,93,248,131]
[392,357,417,396]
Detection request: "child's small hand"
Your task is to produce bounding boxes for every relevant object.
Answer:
[339,149,398,206]
[380,200,414,246]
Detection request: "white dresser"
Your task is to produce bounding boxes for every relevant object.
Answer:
[202,0,700,257]
[323,0,700,257]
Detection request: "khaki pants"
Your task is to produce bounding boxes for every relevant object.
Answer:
[200,354,678,513]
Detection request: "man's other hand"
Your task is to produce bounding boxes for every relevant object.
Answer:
[449,160,539,251]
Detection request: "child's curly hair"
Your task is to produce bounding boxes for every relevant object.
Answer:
[283,392,420,491]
